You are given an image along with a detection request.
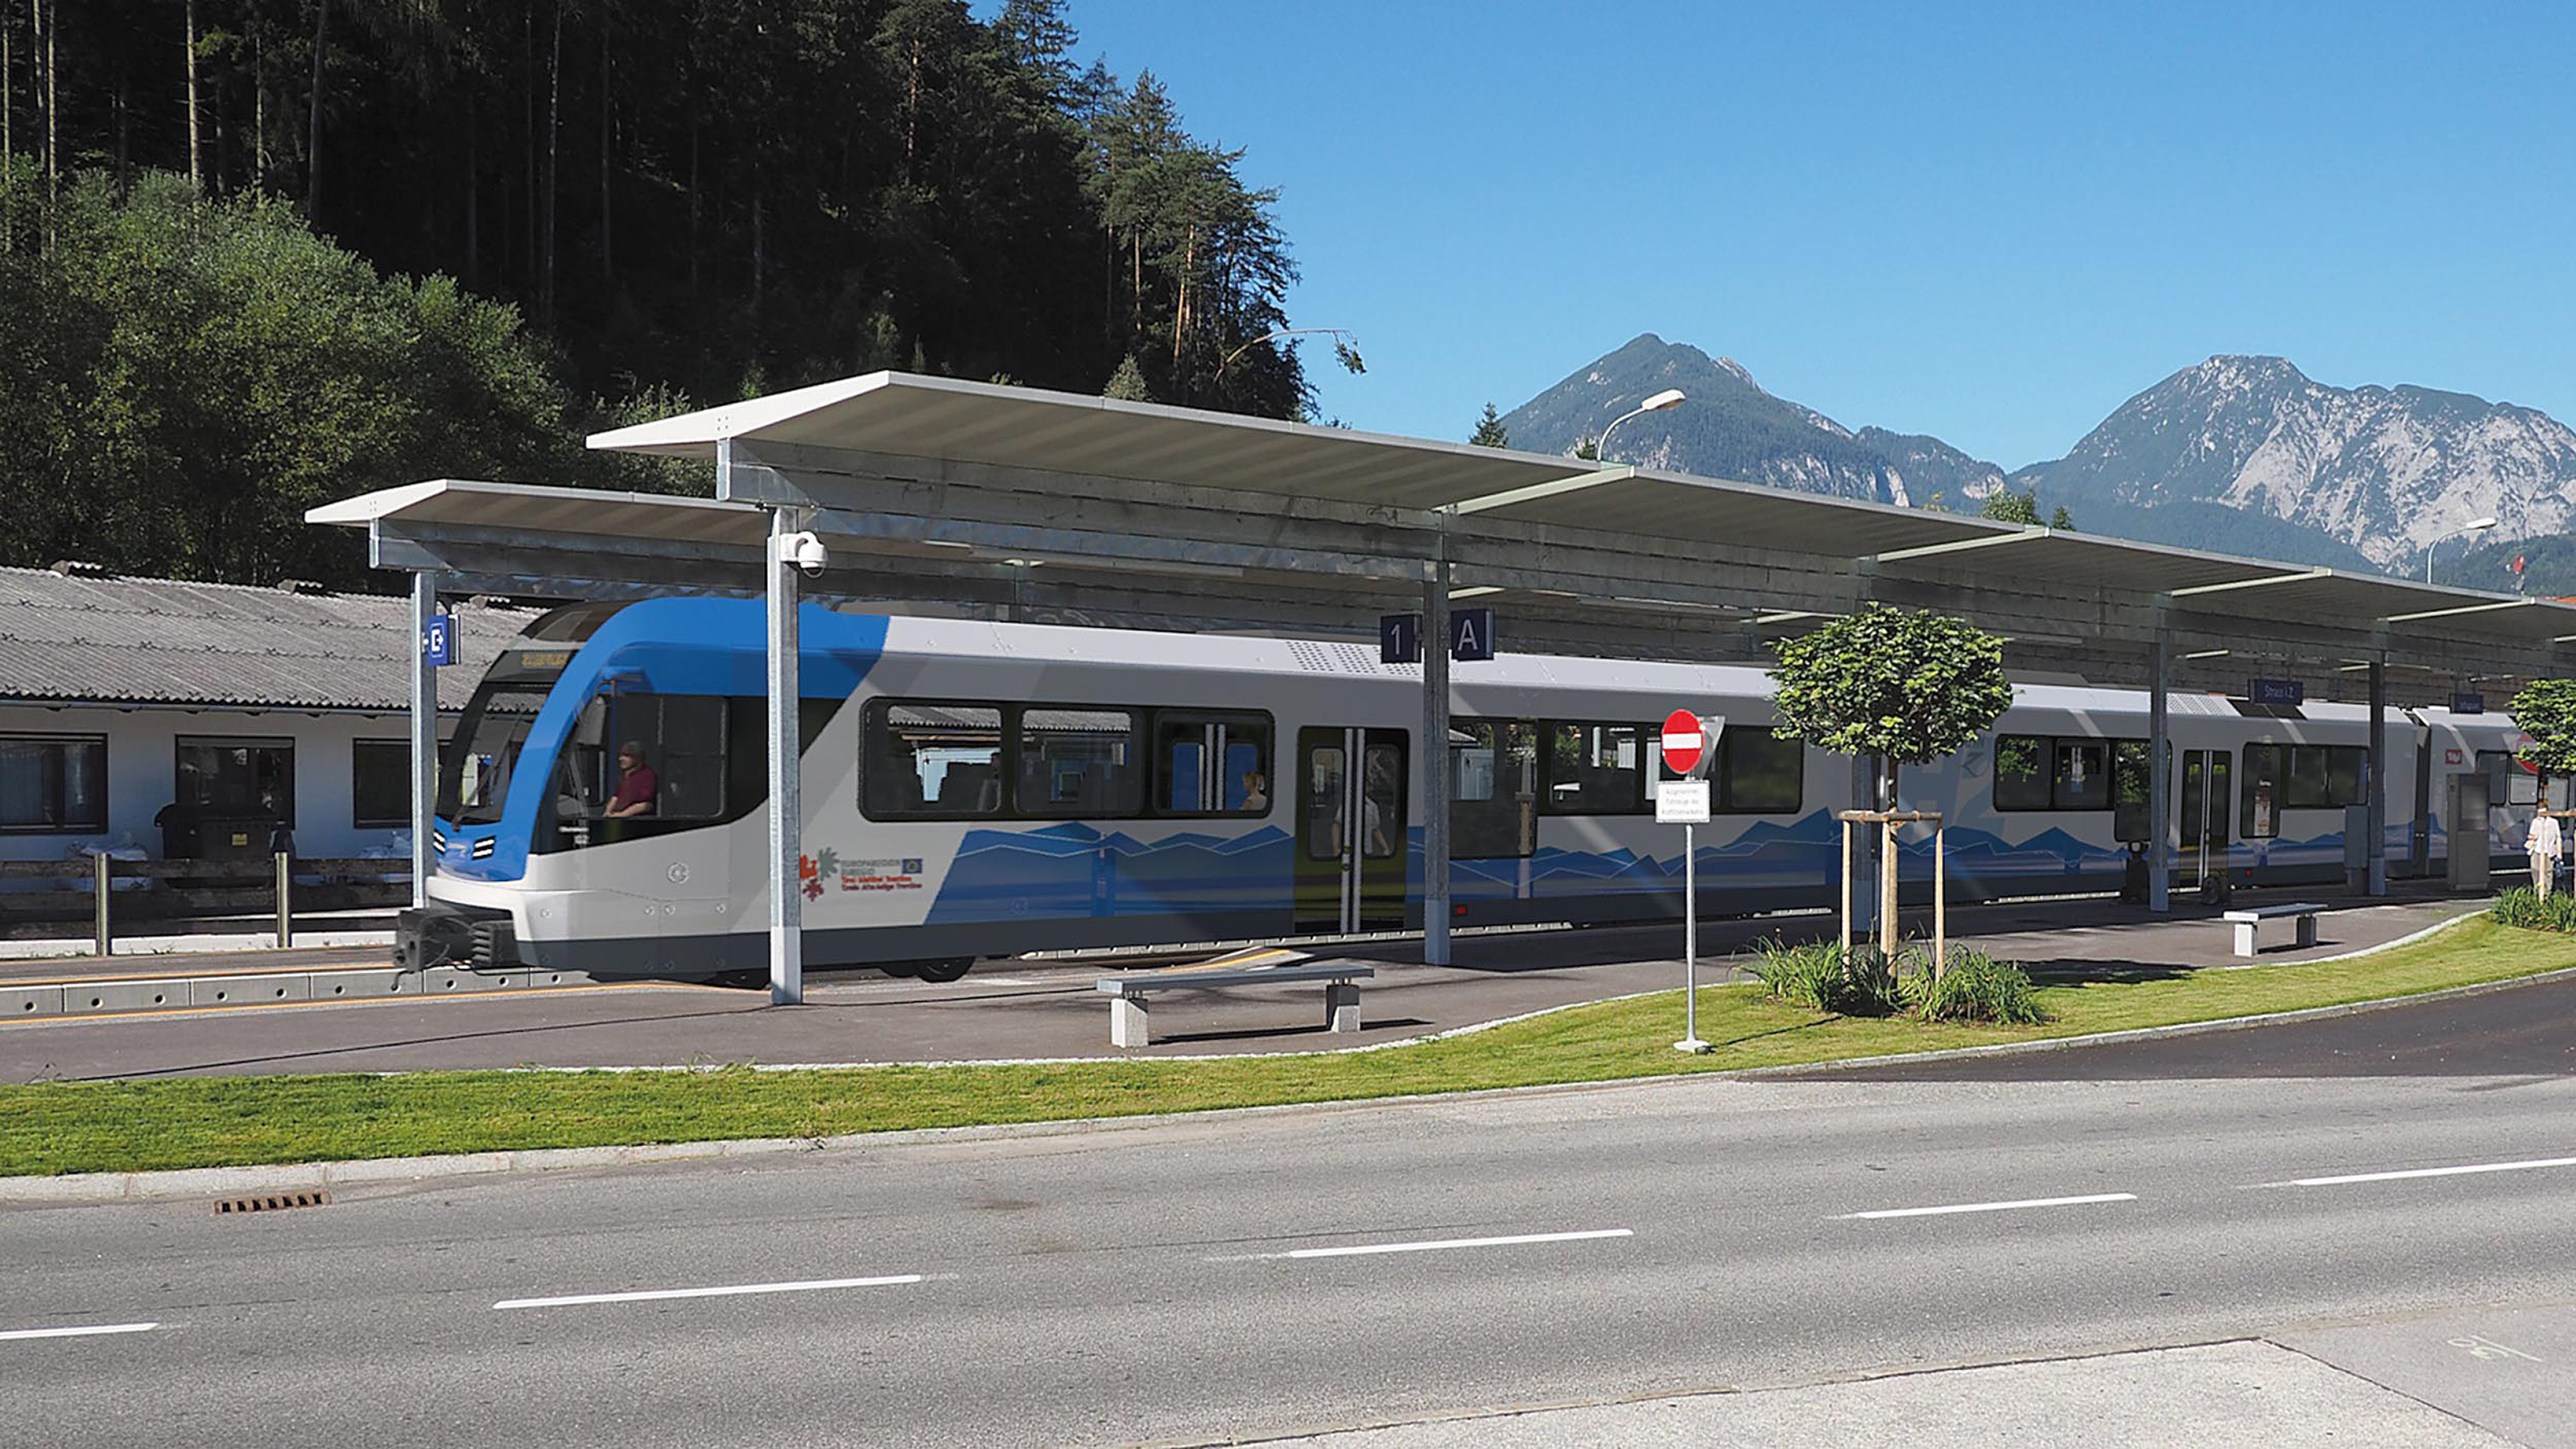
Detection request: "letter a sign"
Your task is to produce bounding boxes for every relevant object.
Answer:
[1451,607,1496,662]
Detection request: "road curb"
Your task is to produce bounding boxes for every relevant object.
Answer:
[8,917,2569,1206]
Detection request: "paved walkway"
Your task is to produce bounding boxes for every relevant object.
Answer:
[1268,1332,2557,1448]
[0,886,2488,1082]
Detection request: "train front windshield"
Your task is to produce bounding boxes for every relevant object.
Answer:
[437,681,555,825]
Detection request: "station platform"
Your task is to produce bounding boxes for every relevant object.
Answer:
[0,886,2490,1082]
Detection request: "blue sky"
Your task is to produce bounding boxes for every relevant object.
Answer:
[1055,1,2576,469]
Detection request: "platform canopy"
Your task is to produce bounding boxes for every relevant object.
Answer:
[312,371,2576,994]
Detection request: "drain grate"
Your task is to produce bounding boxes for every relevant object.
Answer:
[215,1190,331,1216]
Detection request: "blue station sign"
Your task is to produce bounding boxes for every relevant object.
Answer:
[2248,677,2305,707]
[422,613,455,669]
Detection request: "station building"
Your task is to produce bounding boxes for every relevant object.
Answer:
[0,564,525,866]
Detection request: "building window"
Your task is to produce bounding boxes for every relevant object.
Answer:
[352,741,411,828]
[1154,712,1274,815]
[865,701,1005,819]
[0,734,106,832]
[175,736,295,825]
[1017,707,1144,816]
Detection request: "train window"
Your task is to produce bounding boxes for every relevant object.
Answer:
[1993,734,2134,812]
[2112,741,2160,844]
[1154,712,1274,816]
[600,694,729,819]
[1450,719,1538,858]
[865,701,1004,819]
[1718,730,1804,813]
[1993,735,2052,811]
[1544,724,1644,815]
[2241,744,2283,838]
[1018,708,1143,816]
[1304,745,1348,861]
[2055,741,2111,811]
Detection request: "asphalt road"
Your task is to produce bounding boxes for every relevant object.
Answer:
[6,1025,2575,1446]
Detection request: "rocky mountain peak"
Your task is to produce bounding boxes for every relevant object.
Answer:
[2019,359,2576,567]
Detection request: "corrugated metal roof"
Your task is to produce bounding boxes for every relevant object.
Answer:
[0,568,536,712]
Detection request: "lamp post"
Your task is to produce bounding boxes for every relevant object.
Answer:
[1591,388,1686,462]
[2425,515,2499,584]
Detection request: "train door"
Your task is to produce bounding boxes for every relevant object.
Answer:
[1294,727,1410,933]
[2179,749,2233,898]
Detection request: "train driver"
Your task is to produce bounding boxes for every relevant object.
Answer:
[606,741,659,819]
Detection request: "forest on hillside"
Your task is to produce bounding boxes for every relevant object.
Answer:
[1,0,1323,588]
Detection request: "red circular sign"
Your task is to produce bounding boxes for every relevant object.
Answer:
[1660,709,1705,774]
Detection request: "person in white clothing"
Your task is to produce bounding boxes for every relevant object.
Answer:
[2528,811,2563,898]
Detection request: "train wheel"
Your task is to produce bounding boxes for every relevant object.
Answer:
[880,961,924,980]
[912,957,972,984]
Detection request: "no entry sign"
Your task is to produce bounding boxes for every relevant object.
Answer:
[1661,710,1707,775]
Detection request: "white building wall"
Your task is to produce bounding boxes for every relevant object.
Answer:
[0,704,416,864]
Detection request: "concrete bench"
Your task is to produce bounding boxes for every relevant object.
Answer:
[2223,902,2325,957]
[1095,957,1375,1048]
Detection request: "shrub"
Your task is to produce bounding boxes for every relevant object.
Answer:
[1748,939,1845,1013]
[1747,939,1905,1017]
[1839,943,1909,1018]
[2492,887,2543,929]
[1901,948,2050,1025]
[2490,887,2576,932]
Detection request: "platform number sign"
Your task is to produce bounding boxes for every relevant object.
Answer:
[1381,609,1498,663]
[1379,613,1421,664]
[421,613,455,669]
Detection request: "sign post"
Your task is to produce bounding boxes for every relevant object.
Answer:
[1657,710,1720,1053]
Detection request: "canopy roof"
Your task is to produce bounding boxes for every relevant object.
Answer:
[306,371,2576,691]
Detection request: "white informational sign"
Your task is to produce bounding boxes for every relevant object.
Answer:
[1657,778,1711,824]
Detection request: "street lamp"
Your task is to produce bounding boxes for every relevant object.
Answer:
[2425,515,2499,584]
[1591,388,1686,462]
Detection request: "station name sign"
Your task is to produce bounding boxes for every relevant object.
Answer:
[2248,677,2305,707]
[2451,691,2486,715]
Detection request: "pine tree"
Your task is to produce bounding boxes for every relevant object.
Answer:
[1469,402,1508,448]
[1104,353,1152,402]
[2049,504,2074,531]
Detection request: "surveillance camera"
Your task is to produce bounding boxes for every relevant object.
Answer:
[781,530,827,578]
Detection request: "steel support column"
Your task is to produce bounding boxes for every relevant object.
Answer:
[410,572,438,908]
[2368,656,2388,897]
[762,480,807,1005]
[1422,521,1453,966]
[2148,629,2171,913]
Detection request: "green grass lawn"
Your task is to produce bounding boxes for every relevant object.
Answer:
[3,915,2568,1179]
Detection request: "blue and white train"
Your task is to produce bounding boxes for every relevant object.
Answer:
[398,597,2548,981]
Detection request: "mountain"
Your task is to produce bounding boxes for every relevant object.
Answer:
[1495,336,2008,507]
[2013,356,2576,570]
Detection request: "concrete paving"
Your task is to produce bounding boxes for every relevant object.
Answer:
[0,888,2491,1080]
[1269,1340,2519,1448]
